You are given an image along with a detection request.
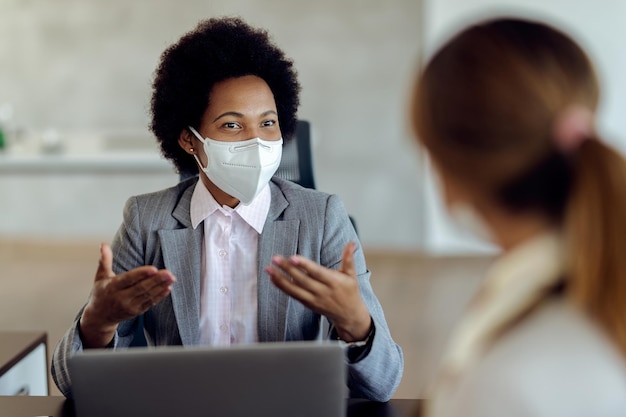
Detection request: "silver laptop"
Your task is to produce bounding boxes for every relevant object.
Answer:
[69,341,347,417]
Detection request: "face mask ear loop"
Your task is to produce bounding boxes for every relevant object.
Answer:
[188,125,205,142]
[193,154,206,170]
[187,126,209,170]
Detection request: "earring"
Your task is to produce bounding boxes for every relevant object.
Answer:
[189,147,195,153]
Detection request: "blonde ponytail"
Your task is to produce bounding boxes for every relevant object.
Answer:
[566,138,626,356]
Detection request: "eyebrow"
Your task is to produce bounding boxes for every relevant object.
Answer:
[212,110,278,123]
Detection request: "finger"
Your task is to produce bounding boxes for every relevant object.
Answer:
[270,256,327,294]
[339,242,357,277]
[283,255,343,286]
[266,265,317,308]
[95,243,115,282]
[116,273,175,316]
[113,266,165,290]
[128,271,176,301]
[137,285,174,312]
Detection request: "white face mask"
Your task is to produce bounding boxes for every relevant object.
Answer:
[189,126,283,205]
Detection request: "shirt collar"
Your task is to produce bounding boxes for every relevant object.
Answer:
[190,180,271,234]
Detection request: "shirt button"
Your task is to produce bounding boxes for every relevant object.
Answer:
[218,249,227,257]
[220,324,228,332]
[219,286,229,294]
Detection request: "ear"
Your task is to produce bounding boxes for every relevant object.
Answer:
[178,129,195,154]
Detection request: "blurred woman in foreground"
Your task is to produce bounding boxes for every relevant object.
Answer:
[412,17,626,417]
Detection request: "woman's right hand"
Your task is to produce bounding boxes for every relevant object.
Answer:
[79,243,176,348]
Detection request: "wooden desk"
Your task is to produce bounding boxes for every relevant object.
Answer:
[0,331,48,395]
[0,396,422,417]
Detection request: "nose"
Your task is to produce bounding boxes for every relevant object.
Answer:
[247,125,263,140]
[245,124,281,142]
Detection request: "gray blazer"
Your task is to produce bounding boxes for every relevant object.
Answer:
[52,177,404,401]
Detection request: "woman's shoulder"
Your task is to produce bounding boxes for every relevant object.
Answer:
[462,300,626,415]
[120,177,197,228]
[130,176,197,205]
[269,177,344,209]
[487,300,625,369]
[270,177,330,198]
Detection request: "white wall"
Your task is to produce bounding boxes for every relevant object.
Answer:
[0,0,425,249]
[419,0,626,254]
[3,1,623,254]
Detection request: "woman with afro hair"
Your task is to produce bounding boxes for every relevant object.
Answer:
[52,16,403,402]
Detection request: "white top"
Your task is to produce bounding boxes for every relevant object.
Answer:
[190,180,271,346]
[428,232,626,417]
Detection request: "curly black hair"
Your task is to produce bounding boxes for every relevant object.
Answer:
[150,17,301,176]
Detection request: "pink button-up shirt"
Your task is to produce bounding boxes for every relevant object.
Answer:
[190,180,271,346]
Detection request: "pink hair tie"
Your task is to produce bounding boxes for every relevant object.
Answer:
[553,105,594,153]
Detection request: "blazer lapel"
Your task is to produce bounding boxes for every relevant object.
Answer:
[257,181,300,342]
[158,185,203,346]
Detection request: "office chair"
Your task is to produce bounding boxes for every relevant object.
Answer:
[275,120,316,189]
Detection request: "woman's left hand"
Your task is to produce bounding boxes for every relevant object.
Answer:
[265,242,372,342]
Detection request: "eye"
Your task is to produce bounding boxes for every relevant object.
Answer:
[262,119,277,127]
[222,122,241,129]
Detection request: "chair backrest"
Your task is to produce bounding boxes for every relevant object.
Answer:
[275,120,316,189]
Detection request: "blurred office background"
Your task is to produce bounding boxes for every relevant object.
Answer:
[1,0,625,398]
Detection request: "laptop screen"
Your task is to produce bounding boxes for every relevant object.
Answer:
[69,341,347,417]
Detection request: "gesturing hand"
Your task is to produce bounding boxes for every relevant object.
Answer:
[265,242,371,342]
[79,243,176,348]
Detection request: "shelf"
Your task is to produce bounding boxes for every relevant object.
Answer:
[0,153,174,174]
